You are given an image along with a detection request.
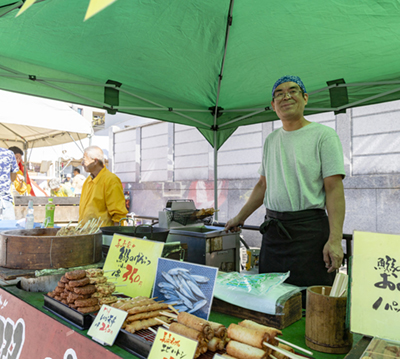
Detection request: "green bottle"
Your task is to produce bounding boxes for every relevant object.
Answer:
[45,198,55,228]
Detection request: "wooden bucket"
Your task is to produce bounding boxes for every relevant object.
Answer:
[305,286,353,354]
[0,228,102,269]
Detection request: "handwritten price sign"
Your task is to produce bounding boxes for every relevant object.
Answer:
[351,231,400,341]
[87,305,127,346]
[104,234,164,297]
[148,328,197,359]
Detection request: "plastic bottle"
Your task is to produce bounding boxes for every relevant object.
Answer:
[45,198,55,228]
[25,200,35,229]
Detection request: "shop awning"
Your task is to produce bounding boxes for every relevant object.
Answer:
[0,1,398,149]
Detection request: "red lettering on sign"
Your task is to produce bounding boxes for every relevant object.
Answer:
[122,264,140,284]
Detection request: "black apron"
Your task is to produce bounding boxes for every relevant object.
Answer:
[259,208,335,287]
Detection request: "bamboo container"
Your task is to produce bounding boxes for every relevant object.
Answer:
[305,286,353,354]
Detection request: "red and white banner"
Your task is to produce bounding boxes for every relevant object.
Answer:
[0,288,120,359]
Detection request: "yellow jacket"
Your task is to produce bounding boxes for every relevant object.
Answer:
[79,167,128,227]
[51,184,73,197]
[13,170,31,195]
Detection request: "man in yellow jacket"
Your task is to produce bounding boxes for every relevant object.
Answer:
[79,146,128,227]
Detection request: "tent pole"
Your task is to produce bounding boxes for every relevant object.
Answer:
[211,0,234,219]
[67,133,86,153]
[214,130,218,221]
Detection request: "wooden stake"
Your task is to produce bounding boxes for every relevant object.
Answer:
[321,287,325,295]
[276,337,313,356]
[148,327,157,334]
[330,272,348,297]
[168,305,179,315]
[264,342,304,359]
[159,311,177,319]
[155,317,170,328]
[338,287,347,297]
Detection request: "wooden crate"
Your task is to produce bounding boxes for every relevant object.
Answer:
[211,291,302,329]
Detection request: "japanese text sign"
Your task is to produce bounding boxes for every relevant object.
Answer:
[351,231,400,341]
[103,234,164,298]
[87,304,127,346]
[148,327,198,359]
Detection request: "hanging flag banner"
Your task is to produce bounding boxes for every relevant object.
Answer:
[15,0,37,17]
[84,0,118,21]
[351,231,400,341]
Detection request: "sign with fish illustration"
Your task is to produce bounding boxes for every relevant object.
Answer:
[152,258,218,320]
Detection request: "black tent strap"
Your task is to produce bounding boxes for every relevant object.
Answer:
[1,68,400,122]
[104,79,122,115]
[208,106,224,118]
[327,78,348,115]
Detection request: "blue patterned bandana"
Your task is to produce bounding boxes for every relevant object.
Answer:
[272,75,307,98]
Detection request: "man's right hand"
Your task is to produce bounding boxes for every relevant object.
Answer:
[224,175,267,233]
[225,216,244,233]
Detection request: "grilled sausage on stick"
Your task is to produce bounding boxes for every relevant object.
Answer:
[238,319,282,346]
[226,340,267,359]
[227,323,272,354]
[177,311,214,340]
[208,320,227,338]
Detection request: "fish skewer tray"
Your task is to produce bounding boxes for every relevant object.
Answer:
[43,294,95,330]
[111,326,224,359]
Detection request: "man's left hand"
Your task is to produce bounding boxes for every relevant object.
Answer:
[323,236,344,273]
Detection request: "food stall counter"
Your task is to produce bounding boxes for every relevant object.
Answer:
[0,284,363,359]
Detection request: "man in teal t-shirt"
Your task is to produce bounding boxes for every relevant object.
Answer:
[225,75,345,287]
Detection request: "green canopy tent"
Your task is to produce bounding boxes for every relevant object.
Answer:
[0,0,400,214]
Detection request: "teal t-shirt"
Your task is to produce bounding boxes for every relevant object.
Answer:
[258,122,345,212]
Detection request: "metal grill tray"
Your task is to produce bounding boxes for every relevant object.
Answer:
[167,210,213,226]
[114,328,152,359]
[108,325,224,359]
[43,294,95,330]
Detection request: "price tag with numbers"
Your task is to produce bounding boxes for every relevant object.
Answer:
[103,234,164,297]
[87,304,128,346]
[148,327,198,359]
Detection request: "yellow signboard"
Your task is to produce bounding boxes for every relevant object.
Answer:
[88,304,127,346]
[351,231,400,341]
[148,328,198,359]
[103,234,164,298]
